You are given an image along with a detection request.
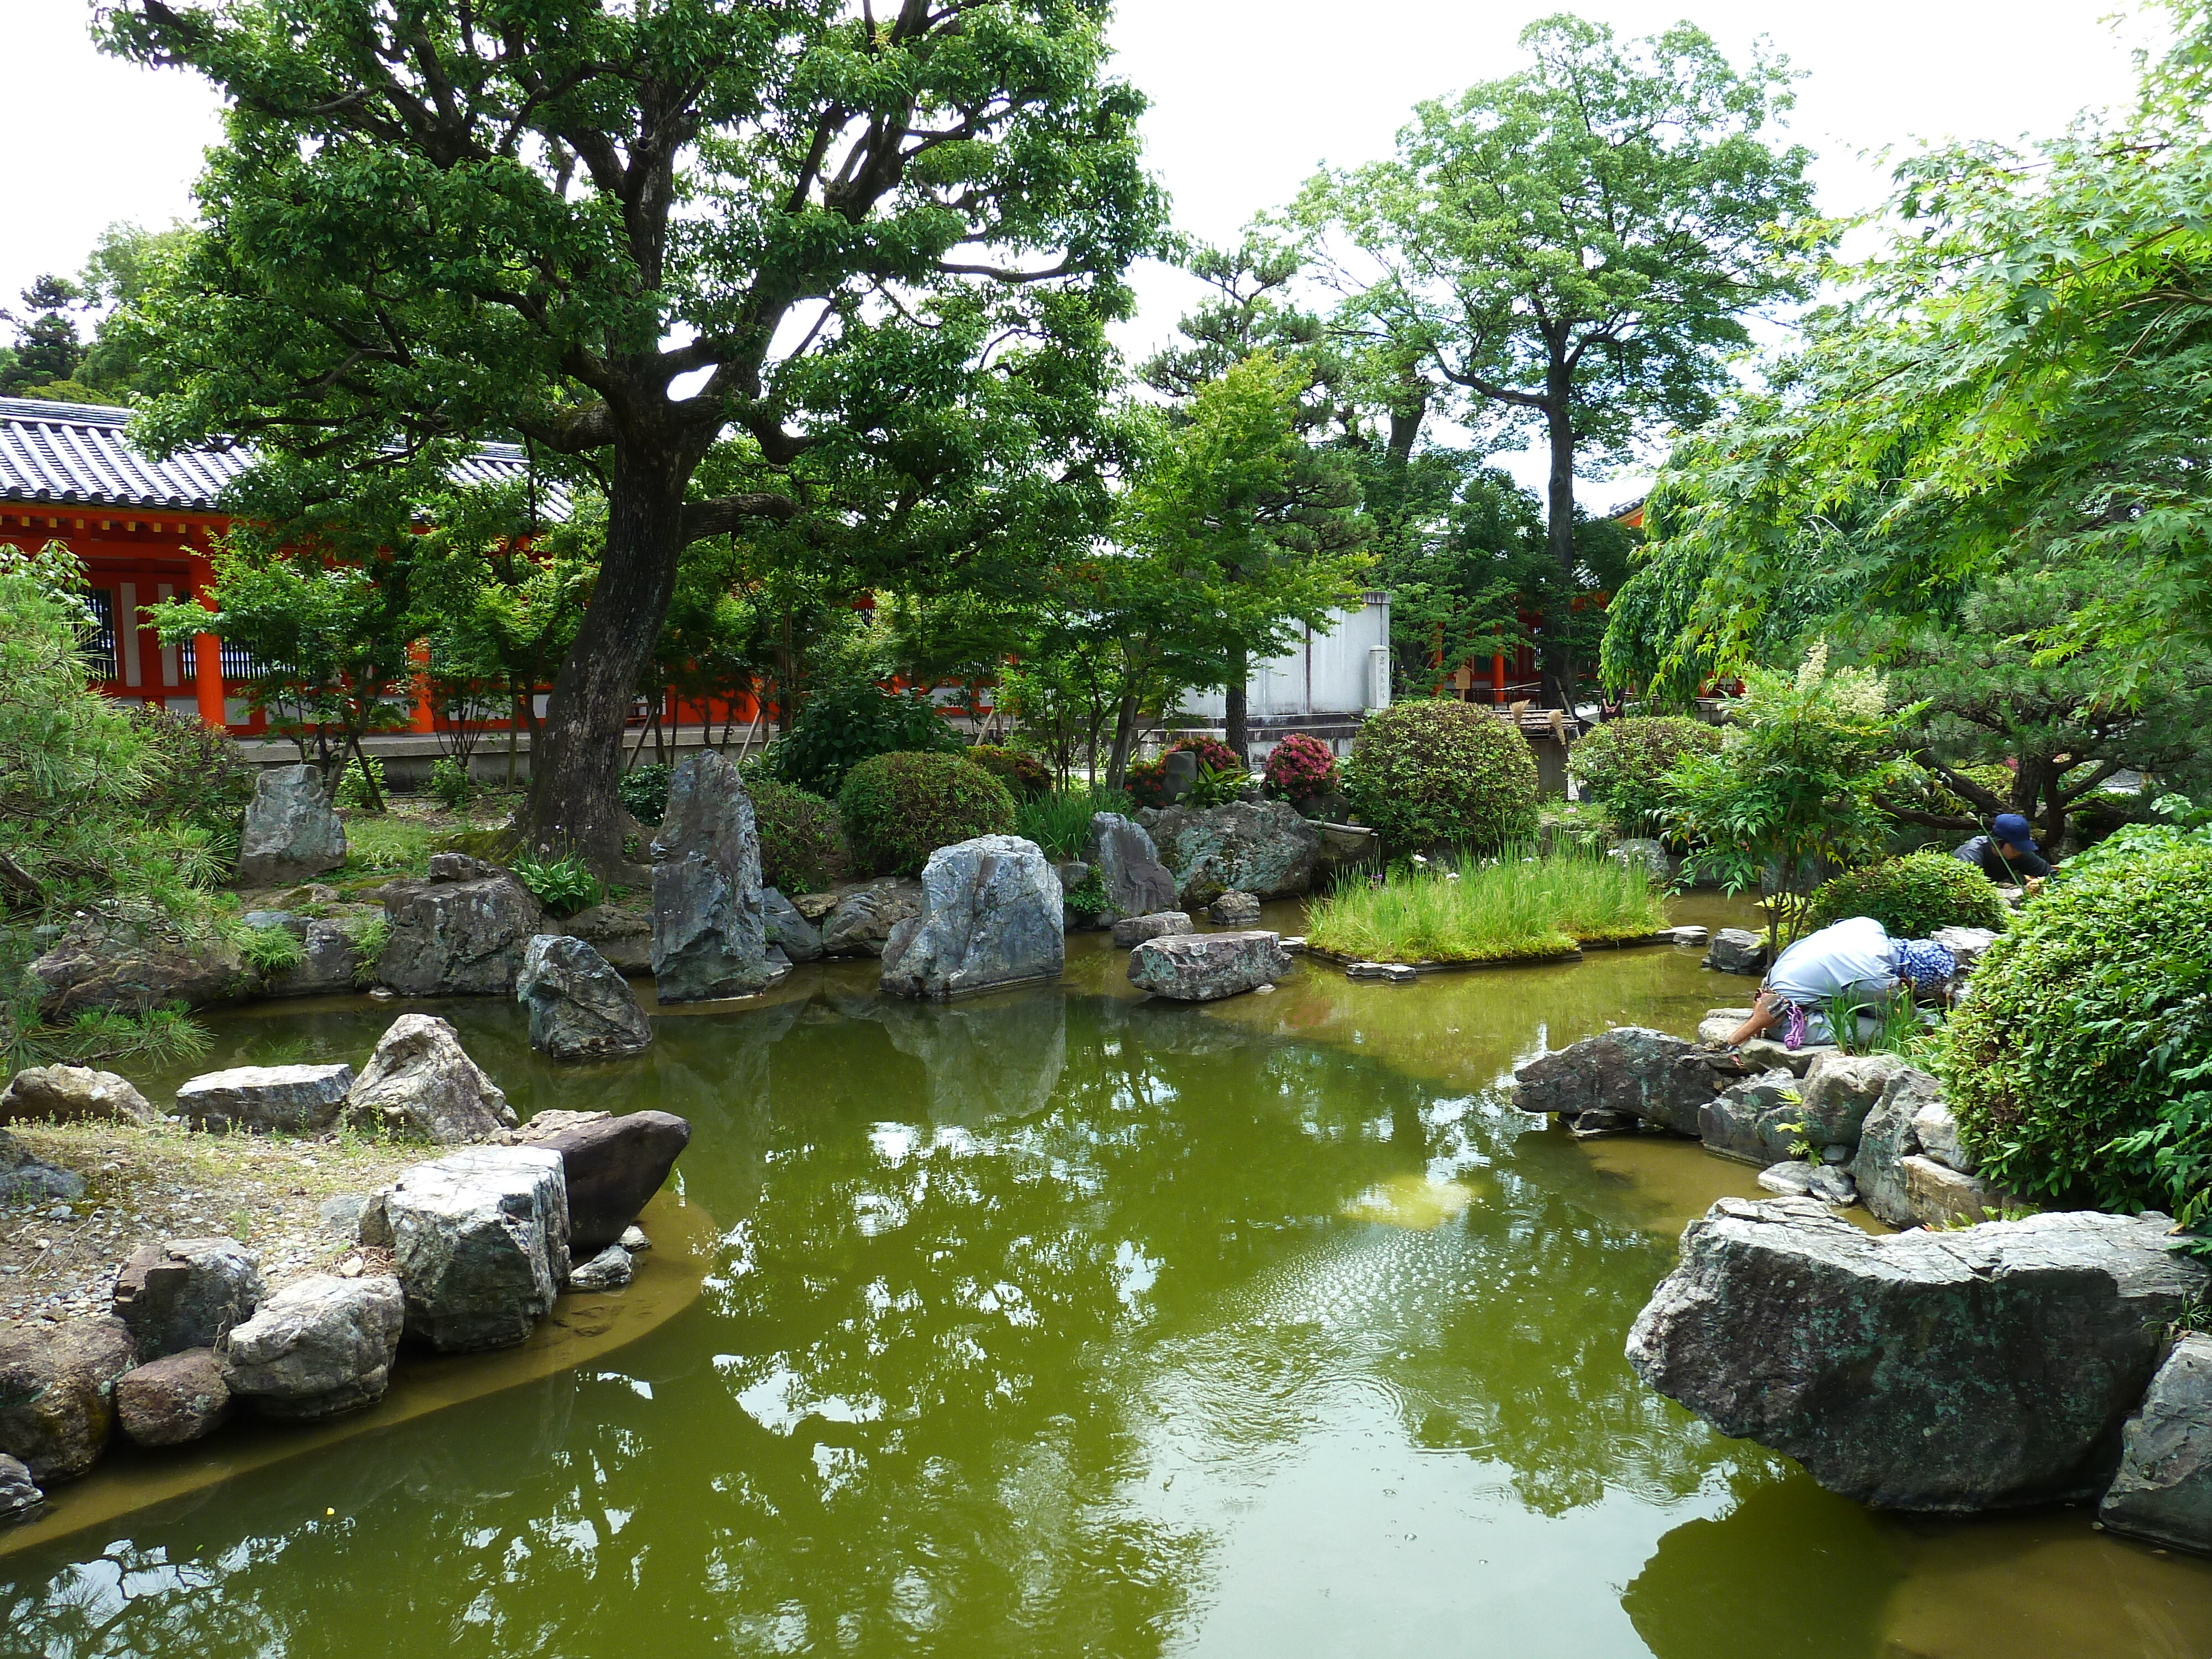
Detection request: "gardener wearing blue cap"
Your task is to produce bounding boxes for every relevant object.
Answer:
[1953,813,2052,885]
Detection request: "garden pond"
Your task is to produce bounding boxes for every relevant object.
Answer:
[4,899,2211,1658]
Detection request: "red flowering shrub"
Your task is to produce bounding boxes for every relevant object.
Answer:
[1262,732,1339,805]
[1127,737,1245,810]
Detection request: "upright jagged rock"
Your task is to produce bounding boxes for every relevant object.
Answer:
[1626,1198,2209,1511]
[517,935,654,1060]
[650,752,778,1001]
[345,1014,517,1142]
[384,1146,570,1352]
[880,836,1065,1000]
[236,763,346,886]
[2101,1332,2212,1552]
[1086,813,1177,917]
[377,854,545,996]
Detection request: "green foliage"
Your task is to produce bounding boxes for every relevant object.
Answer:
[1341,700,1539,853]
[618,764,673,828]
[1661,645,1919,947]
[770,680,960,800]
[1944,824,2212,1235]
[1062,872,1110,914]
[1803,851,2010,938]
[235,922,306,978]
[427,757,474,812]
[1568,717,1722,831]
[744,773,842,896]
[1828,983,1939,1066]
[27,1004,211,1071]
[342,816,444,876]
[510,853,606,919]
[346,917,389,989]
[1015,786,1132,864]
[966,745,1052,804]
[126,706,255,870]
[332,754,388,811]
[1306,848,1668,965]
[1185,761,1247,810]
[838,753,1017,878]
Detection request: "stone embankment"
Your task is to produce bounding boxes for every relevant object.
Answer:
[0,1023,690,1527]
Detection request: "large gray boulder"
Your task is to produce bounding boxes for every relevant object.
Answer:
[500,1109,690,1250]
[0,1065,160,1128]
[111,1237,264,1360]
[345,1014,517,1143]
[1626,1198,2210,1511]
[1087,813,1177,917]
[2100,1332,2212,1552]
[880,836,1065,1000]
[1702,928,1768,975]
[1932,925,2001,982]
[517,935,654,1060]
[559,900,653,974]
[236,763,346,886]
[116,1348,231,1448]
[384,1146,570,1352]
[219,1275,405,1419]
[761,887,824,963]
[1697,1068,1801,1165]
[0,1317,133,1481]
[1795,1051,1910,1147]
[1128,930,1291,1001]
[1513,1027,1721,1138]
[378,854,545,996]
[1207,890,1262,926]
[819,880,924,958]
[650,752,777,1001]
[176,1063,355,1134]
[1143,800,1322,905]
[0,1454,41,1520]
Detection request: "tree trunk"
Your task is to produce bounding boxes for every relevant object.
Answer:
[1107,687,1141,791]
[1541,360,1578,714]
[521,463,691,870]
[1224,648,1250,765]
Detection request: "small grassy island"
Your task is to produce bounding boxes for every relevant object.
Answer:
[1306,849,1671,967]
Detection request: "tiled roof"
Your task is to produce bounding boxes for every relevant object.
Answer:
[0,397,571,518]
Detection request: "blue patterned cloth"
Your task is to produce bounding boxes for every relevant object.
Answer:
[1893,938,1957,992]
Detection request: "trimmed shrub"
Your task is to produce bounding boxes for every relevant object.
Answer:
[967,744,1052,803]
[1341,700,1539,853]
[1568,715,1721,828]
[1126,737,1245,810]
[838,751,1016,877]
[747,772,842,894]
[1944,825,2212,1232]
[1125,754,1172,809]
[1262,732,1340,806]
[770,680,959,798]
[1802,850,2010,938]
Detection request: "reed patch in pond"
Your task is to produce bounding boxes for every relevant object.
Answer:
[1306,848,1670,966]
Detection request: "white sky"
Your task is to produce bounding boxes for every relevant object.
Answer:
[0,0,2163,507]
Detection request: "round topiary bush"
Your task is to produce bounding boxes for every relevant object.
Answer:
[1802,850,2010,938]
[746,771,843,894]
[1341,700,1539,853]
[1567,715,1722,828]
[966,744,1052,803]
[769,679,959,798]
[1262,732,1340,807]
[1944,826,2212,1225]
[837,751,1017,877]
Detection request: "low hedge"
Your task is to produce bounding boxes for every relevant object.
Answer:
[966,744,1052,803]
[748,773,842,894]
[1802,850,2010,938]
[838,751,1016,877]
[1944,824,2212,1232]
[1341,700,1538,853]
[1568,715,1721,829]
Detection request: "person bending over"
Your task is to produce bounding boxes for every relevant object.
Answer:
[1725,916,1955,1049]
[1953,812,2051,885]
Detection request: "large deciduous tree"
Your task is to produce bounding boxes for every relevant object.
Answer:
[101,0,1165,869]
[1300,14,1819,709]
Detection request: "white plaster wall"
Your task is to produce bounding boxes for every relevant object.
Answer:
[1178,593,1390,721]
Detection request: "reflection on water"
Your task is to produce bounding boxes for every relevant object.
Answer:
[2,907,2208,1657]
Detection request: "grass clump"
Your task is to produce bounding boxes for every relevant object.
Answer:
[1306,848,1670,966]
[342,813,446,875]
[1015,785,1133,862]
[235,922,307,977]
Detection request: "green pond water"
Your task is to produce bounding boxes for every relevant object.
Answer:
[6,900,2212,1658]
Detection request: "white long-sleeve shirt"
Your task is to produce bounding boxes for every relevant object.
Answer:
[1767,916,1898,1008]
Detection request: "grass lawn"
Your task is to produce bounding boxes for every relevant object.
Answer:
[1306,848,1671,966]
